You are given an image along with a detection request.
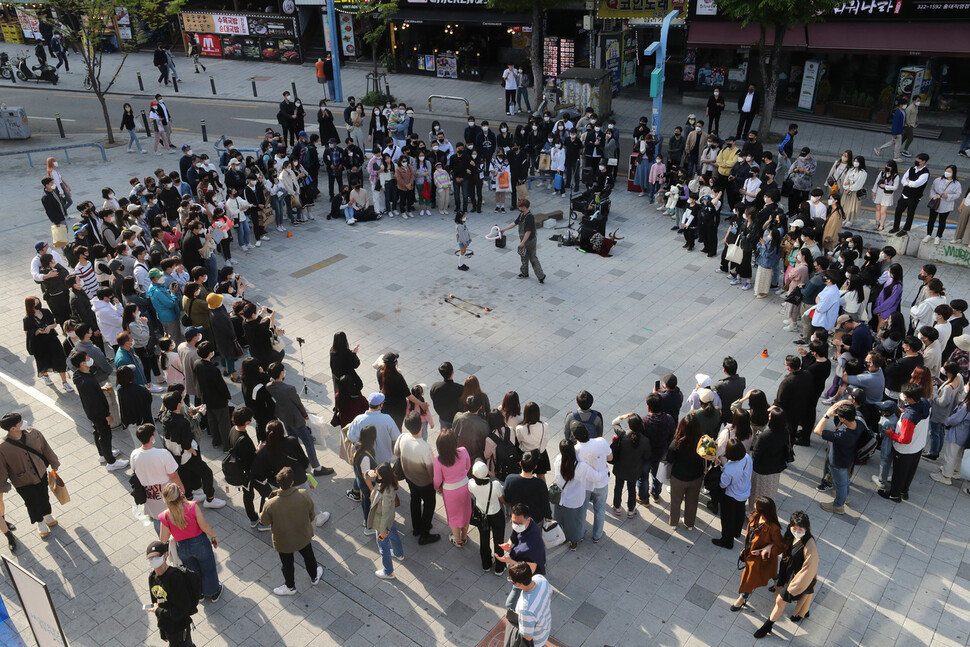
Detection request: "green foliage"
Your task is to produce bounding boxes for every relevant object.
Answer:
[360,90,395,106]
[359,0,400,47]
[713,0,842,28]
[877,85,894,108]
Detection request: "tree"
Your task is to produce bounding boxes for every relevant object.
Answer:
[713,0,840,136]
[47,0,182,144]
[489,0,573,107]
[357,0,400,97]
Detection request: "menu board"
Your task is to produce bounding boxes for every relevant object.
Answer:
[180,11,302,64]
[260,38,280,61]
[278,39,300,64]
[182,13,216,34]
[222,35,261,59]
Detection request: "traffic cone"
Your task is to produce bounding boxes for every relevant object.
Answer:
[286,230,293,238]
[761,348,769,358]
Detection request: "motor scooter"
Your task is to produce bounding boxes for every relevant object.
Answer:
[16,54,58,84]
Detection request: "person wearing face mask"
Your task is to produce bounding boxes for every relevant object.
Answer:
[563,129,584,194]
[387,103,409,148]
[787,148,817,216]
[368,107,388,149]
[602,130,619,180]
[684,121,707,178]
[889,152,931,235]
[667,126,685,169]
[924,165,962,245]
[583,133,604,184]
[515,66,532,113]
[549,138,566,193]
[468,148,484,213]
[735,84,761,141]
[413,150,433,217]
[394,156,416,218]
[840,156,868,224]
[901,96,920,158]
[276,91,296,147]
[871,160,899,232]
[497,122,513,154]
[500,199,546,283]
[502,63,519,115]
[491,152,512,213]
[753,511,818,637]
[741,129,763,163]
[70,351,127,471]
[0,412,63,540]
[707,87,726,136]
[474,121,497,175]
[464,117,482,148]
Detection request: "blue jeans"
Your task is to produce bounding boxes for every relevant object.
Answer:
[927,421,945,457]
[343,206,355,222]
[284,422,320,469]
[516,87,532,112]
[177,533,220,597]
[205,255,217,291]
[127,129,144,152]
[879,433,894,484]
[960,135,970,150]
[375,522,403,575]
[585,484,608,541]
[771,257,784,289]
[828,464,850,507]
[236,220,252,248]
[638,459,661,499]
[420,421,429,441]
[271,194,286,227]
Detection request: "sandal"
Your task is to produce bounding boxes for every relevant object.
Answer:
[449,536,463,548]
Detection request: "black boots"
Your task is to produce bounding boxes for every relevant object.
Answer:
[754,620,774,639]
[5,530,16,552]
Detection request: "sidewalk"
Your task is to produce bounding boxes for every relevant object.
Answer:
[3,42,969,172]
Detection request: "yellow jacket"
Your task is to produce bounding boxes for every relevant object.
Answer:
[716,147,739,177]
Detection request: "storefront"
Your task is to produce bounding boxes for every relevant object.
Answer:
[596,0,687,94]
[388,0,530,79]
[684,0,970,122]
[179,11,303,65]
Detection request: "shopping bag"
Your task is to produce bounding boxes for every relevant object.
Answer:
[515,183,529,201]
[307,413,326,442]
[655,461,670,483]
[498,171,511,191]
[48,470,70,505]
[168,538,182,567]
[553,173,563,191]
[339,425,354,465]
[541,520,565,549]
[51,224,68,248]
[538,153,551,171]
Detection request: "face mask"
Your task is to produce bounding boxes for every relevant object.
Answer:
[471,153,478,159]
[590,119,597,125]
[879,253,887,261]
[148,556,166,569]
[555,144,562,149]
[547,139,553,144]
[468,121,475,127]
[467,145,473,150]
[432,146,439,151]
[791,531,806,540]
[385,103,391,108]
[295,102,301,107]
[482,126,489,132]
[569,134,576,139]
[599,166,606,172]
[500,127,508,133]
[945,171,953,179]
[511,522,527,534]
[811,197,820,203]
[418,155,424,161]
[828,199,836,206]
[398,109,405,115]
[852,161,860,168]
[914,101,921,106]
[544,117,550,122]
[714,91,720,97]
[85,357,95,368]
[594,127,601,132]
[532,126,538,131]
[696,127,702,132]
[745,157,752,162]
[656,159,662,164]
[108,193,114,199]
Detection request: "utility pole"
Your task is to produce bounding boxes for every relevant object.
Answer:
[643,10,680,150]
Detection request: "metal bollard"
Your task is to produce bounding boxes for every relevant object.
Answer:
[136,71,143,91]
[251,78,257,97]
[140,109,151,138]
[172,76,179,93]
[201,120,208,142]
[55,113,65,138]
[291,80,298,101]
[209,75,216,95]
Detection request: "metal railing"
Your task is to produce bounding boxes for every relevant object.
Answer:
[428,95,470,115]
[0,141,107,167]
[213,135,261,157]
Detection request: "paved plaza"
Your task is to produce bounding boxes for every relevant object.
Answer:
[1,54,970,646]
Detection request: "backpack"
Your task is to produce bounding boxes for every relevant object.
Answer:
[174,565,202,615]
[854,422,877,465]
[221,435,250,487]
[571,411,601,440]
[129,472,147,505]
[488,427,521,482]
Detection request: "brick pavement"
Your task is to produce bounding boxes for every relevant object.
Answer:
[1,129,970,646]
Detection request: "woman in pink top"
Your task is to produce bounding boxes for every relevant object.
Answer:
[433,429,472,547]
[159,484,223,600]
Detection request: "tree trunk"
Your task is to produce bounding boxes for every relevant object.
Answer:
[531,6,543,107]
[756,23,786,137]
[97,92,115,144]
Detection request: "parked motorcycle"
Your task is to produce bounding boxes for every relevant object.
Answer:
[0,51,12,80]
[16,54,58,84]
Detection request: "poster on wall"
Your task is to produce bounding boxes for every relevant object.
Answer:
[338,14,356,57]
[213,14,250,35]
[797,60,821,112]
[261,38,281,61]
[695,0,718,15]
[194,33,223,57]
[436,53,458,79]
[425,55,435,71]
[180,12,302,63]
[605,38,621,97]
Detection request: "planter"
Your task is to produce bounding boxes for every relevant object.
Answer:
[814,102,826,116]
[830,104,873,122]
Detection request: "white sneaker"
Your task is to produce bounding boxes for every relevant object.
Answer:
[203,498,227,509]
[923,235,932,243]
[871,475,885,489]
[375,569,395,580]
[364,528,377,536]
[311,565,324,585]
[934,237,941,245]
[314,511,330,527]
[106,459,129,471]
[393,552,404,562]
[42,374,54,386]
[62,381,74,392]
[255,240,262,247]
[99,449,122,464]
[37,522,50,538]
[191,492,207,502]
[930,472,952,485]
[226,259,236,266]
[277,226,286,232]
[148,384,164,393]
[273,585,297,596]
[347,218,357,225]
[391,211,399,217]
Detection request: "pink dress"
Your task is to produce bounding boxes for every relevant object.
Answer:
[433,447,472,528]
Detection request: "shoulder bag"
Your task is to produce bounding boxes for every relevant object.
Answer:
[928,180,952,212]
[725,242,744,265]
[470,480,492,527]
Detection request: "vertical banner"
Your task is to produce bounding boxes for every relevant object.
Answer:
[605,38,621,97]
[797,60,821,112]
[1,557,68,647]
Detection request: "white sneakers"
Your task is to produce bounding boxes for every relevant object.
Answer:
[347,218,357,225]
[312,565,324,585]
[364,528,377,536]
[314,511,330,527]
[191,492,207,502]
[99,449,122,464]
[148,384,164,393]
[273,585,297,596]
[62,381,74,392]
[935,237,941,245]
[203,498,227,509]
[375,569,395,580]
[276,226,286,232]
[255,240,262,246]
[106,459,129,472]
[923,235,932,243]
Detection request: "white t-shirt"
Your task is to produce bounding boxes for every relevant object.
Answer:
[576,437,611,489]
[469,478,504,515]
[503,68,518,91]
[131,446,178,519]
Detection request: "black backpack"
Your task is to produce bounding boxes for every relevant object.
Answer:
[854,421,877,465]
[175,565,202,615]
[570,410,602,441]
[488,427,521,482]
[221,435,250,487]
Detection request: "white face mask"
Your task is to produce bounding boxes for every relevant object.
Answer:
[852,161,859,168]
[53,161,59,168]
[296,102,301,107]
[791,531,806,540]
[468,121,475,127]
[695,126,701,132]
[511,522,527,534]
[501,128,508,133]
[148,556,166,569]
[482,126,489,132]
[945,171,953,179]
[471,153,478,159]
[85,357,95,368]
[713,91,720,97]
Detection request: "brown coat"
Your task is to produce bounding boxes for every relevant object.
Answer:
[0,428,60,492]
[739,518,785,594]
[259,487,315,554]
[784,537,819,597]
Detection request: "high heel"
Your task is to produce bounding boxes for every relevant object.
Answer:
[790,611,810,622]
[730,599,747,612]
[3,517,15,531]
[754,620,774,639]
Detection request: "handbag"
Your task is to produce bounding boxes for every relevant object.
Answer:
[780,177,794,198]
[928,181,952,212]
[724,243,744,265]
[51,223,68,247]
[538,153,551,171]
[856,188,867,199]
[48,469,70,505]
[516,183,529,201]
[470,481,492,527]
[737,522,755,571]
[270,333,284,353]
[655,461,670,483]
[504,609,535,647]
[784,290,803,305]
[233,340,244,358]
[290,194,302,209]
[553,173,563,191]
[541,520,565,549]
[168,537,182,567]
[547,482,562,506]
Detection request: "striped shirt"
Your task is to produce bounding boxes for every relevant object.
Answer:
[515,575,552,647]
[74,260,98,297]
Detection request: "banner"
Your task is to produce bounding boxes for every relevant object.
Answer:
[797,60,821,111]
[2,557,68,647]
[601,0,687,24]
[180,12,302,63]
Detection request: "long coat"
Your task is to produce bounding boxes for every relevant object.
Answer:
[739,518,785,594]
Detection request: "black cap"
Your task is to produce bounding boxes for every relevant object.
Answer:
[146,541,168,556]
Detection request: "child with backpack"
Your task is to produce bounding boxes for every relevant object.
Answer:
[456,211,471,272]
[406,384,434,440]
[469,459,507,574]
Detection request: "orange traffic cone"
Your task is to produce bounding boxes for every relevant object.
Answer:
[761,348,769,358]
[286,230,293,238]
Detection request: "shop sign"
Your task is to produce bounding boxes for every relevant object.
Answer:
[339,14,356,57]
[605,38,621,96]
[180,12,302,63]
[407,0,488,4]
[695,0,718,15]
[828,0,970,20]
[213,14,250,35]
[196,33,223,57]
[116,7,132,40]
[602,0,687,23]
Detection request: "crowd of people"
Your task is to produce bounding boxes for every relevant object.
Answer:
[9,88,970,645]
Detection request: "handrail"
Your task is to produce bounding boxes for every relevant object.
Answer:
[0,141,107,167]
[213,135,260,157]
[428,95,470,115]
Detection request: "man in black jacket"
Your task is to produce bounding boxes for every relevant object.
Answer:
[146,540,197,646]
[277,92,296,146]
[42,178,67,226]
[799,340,833,445]
[430,362,464,430]
[265,362,332,476]
[229,406,270,529]
[158,177,182,222]
[474,122,498,174]
[563,130,584,193]
[192,342,231,451]
[71,352,126,470]
[152,45,168,84]
[735,83,761,140]
[323,138,345,200]
[178,145,195,182]
[775,355,814,446]
[706,88,725,135]
[159,392,224,508]
[450,145,472,213]
[639,393,675,504]
[712,357,746,425]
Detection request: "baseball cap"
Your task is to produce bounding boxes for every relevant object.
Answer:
[148,268,163,279]
[184,326,203,341]
[34,241,47,252]
[146,540,168,556]
[472,460,489,480]
[181,144,191,152]
[698,388,715,404]
[695,373,712,388]
[368,392,385,407]
[789,219,805,229]
[836,314,852,327]
[382,352,399,363]
[299,130,308,137]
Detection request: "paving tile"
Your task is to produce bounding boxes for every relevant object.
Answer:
[955,561,970,581]
[327,611,364,641]
[554,328,575,338]
[627,291,647,300]
[573,601,608,629]
[627,335,647,345]
[608,269,626,276]
[564,365,587,378]
[684,584,718,612]
[385,283,404,292]
[443,599,476,628]
[546,296,565,305]
[716,328,736,339]
[695,296,715,305]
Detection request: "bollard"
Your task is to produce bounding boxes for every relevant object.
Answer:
[140,109,151,138]
[291,80,298,101]
[251,78,257,97]
[209,75,216,95]
[201,120,208,142]
[172,76,179,93]
[136,71,143,91]
[55,113,65,138]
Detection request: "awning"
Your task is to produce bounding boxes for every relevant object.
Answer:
[392,9,530,25]
[806,23,970,56]
[687,22,807,49]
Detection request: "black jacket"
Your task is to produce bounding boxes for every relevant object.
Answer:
[72,370,109,423]
[430,379,464,425]
[750,425,789,475]
[70,288,99,330]
[208,306,237,363]
[152,49,166,67]
[474,129,498,159]
[149,566,195,639]
[193,357,230,409]
[738,90,761,114]
[119,383,154,427]
[611,428,651,481]
[42,191,66,225]
[228,427,257,472]
[713,375,746,424]
[774,370,814,421]
[884,354,924,392]
[329,348,362,390]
